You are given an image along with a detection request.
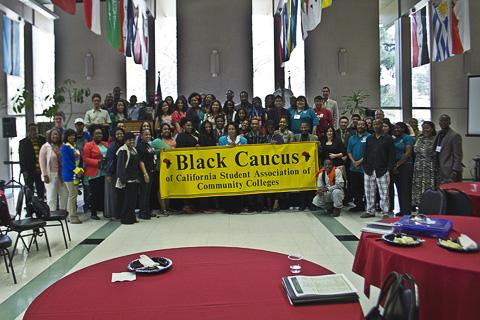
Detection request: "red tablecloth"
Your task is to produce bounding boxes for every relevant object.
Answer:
[25,247,363,320]
[353,216,480,320]
[440,182,480,216]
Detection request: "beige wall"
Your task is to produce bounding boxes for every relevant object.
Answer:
[305,0,381,111]
[177,0,253,99]
[54,3,126,127]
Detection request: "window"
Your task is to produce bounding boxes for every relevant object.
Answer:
[5,18,25,181]
[126,58,146,102]
[252,0,274,99]
[379,22,398,109]
[155,0,178,98]
[33,26,55,122]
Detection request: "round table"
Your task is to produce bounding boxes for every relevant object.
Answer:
[440,182,480,216]
[353,216,480,320]
[25,247,363,320]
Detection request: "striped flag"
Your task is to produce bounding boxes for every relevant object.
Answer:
[450,0,470,55]
[301,0,322,40]
[411,6,430,67]
[84,0,101,35]
[2,16,20,76]
[278,0,298,66]
[432,2,451,62]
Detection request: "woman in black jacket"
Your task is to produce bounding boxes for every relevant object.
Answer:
[116,132,142,224]
[137,128,156,220]
[105,127,124,219]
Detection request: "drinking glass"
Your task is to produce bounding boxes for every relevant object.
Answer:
[288,254,303,274]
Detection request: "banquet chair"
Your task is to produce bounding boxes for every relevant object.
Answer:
[418,188,447,215]
[0,233,17,284]
[444,188,473,216]
[24,188,71,249]
[5,188,52,259]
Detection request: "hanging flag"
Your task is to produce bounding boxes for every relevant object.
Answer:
[11,18,20,76]
[84,0,101,35]
[118,0,125,53]
[2,16,20,76]
[301,0,322,40]
[322,0,333,9]
[141,11,149,70]
[450,0,470,55]
[52,0,76,15]
[155,72,162,104]
[432,1,451,62]
[106,0,121,48]
[2,15,11,75]
[277,0,298,66]
[411,6,430,67]
[124,0,135,57]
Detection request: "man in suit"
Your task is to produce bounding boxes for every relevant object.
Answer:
[435,114,463,183]
[19,123,46,200]
[336,116,352,205]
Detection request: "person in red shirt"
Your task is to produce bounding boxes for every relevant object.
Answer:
[313,96,334,139]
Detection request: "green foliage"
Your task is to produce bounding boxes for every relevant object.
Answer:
[380,25,396,71]
[11,88,33,114]
[342,90,370,118]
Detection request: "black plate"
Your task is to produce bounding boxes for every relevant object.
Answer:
[437,239,479,253]
[382,233,422,247]
[127,257,173,274]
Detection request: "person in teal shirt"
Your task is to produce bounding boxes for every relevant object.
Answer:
[392,122,415,215]
[288,96,319,134]
[347,120,371,212]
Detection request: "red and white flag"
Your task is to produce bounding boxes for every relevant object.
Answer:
[52,0,76,15]
[84,0,101,35]
[450,0,470,55]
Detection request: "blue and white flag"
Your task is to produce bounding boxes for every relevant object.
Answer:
[2,15,20,76]
[432,2,451,62]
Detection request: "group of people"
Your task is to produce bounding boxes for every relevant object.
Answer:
[18,86,463,224]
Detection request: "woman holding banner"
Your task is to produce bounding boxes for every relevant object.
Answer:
[175,119,199,213]
[218,122,247,213]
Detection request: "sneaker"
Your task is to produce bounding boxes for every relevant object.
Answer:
[138,213,151,220]
[360,212,375,218]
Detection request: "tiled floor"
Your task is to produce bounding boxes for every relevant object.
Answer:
[0,191,384,319]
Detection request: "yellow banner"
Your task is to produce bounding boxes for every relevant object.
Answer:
[159,142,319,199]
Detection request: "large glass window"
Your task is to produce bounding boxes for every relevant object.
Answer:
[155,0,177,98]
[126,58,147,102]
[379,22,398,109]
[5,18,25,181]
[33,26,55,122]
[252,0,274,99]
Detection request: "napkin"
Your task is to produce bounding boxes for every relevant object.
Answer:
[112,272,136,282]
[139,255,159,268]
[458,234,478,250]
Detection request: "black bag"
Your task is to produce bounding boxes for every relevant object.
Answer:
[365,272,419,320]
[31,196,51,219]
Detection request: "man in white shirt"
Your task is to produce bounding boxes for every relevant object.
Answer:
[312,159,345,217]
[84,93,111,140]
[322,86,339,129]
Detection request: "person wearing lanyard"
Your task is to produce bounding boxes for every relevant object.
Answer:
[313,96,334,140]
[434,114,463,183]
[82,126,109,220]
[391,122,415,215]
[288,96,318,134]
